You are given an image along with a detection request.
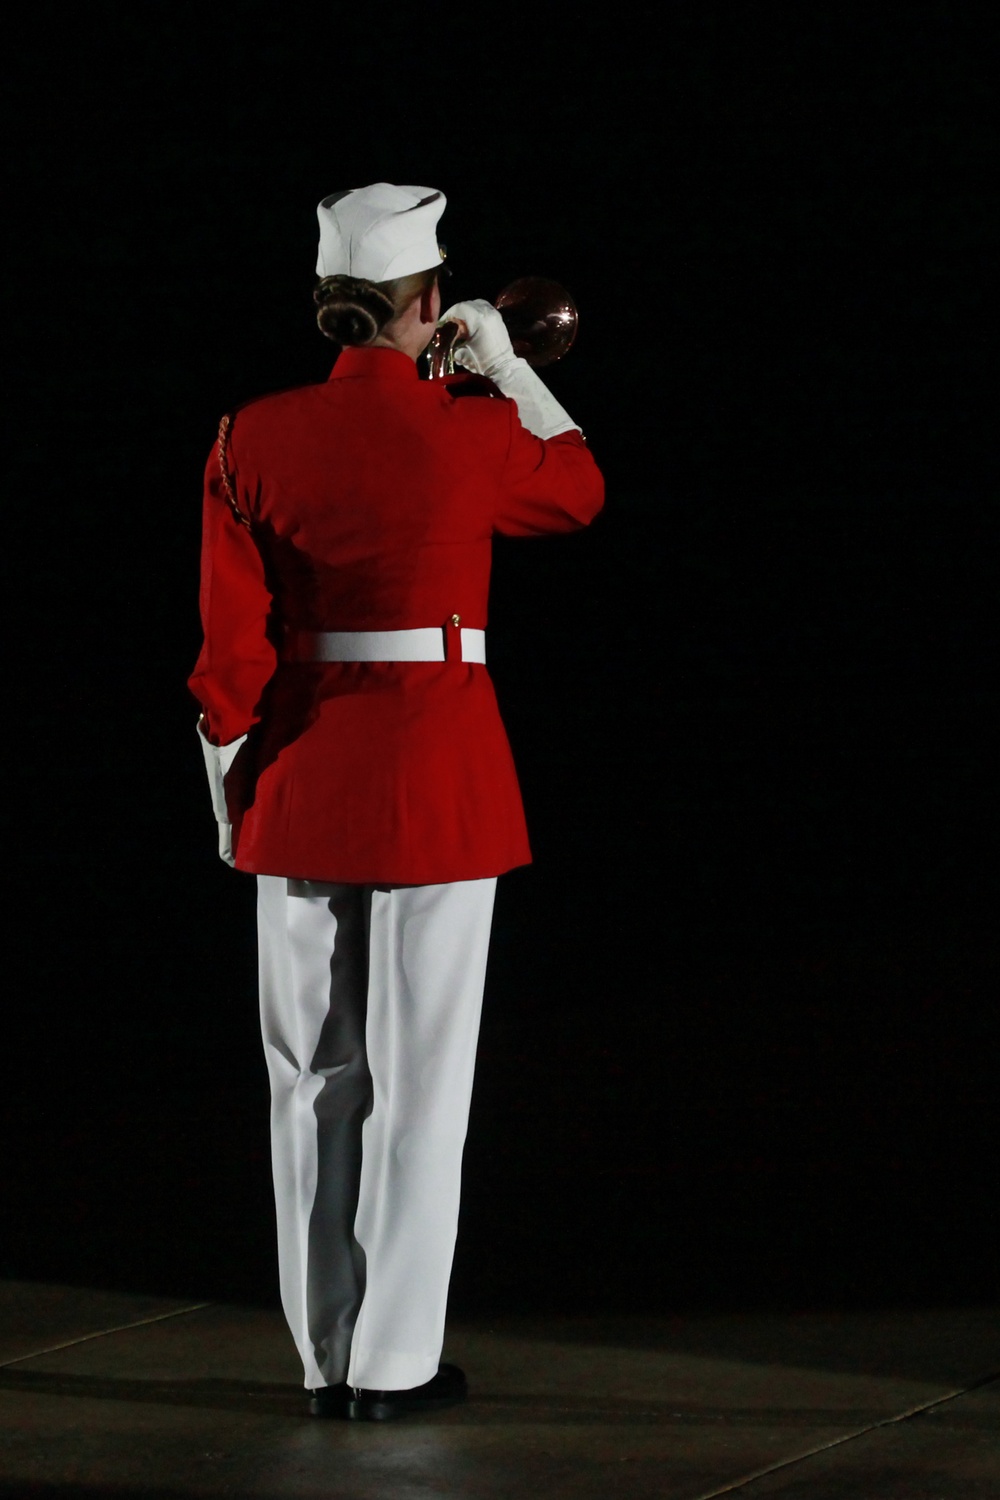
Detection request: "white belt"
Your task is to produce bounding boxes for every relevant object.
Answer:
[283,626,486,664]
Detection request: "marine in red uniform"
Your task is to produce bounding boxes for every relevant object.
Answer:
[189,183,603,1419]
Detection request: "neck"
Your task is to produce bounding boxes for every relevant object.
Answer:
[371,289,437,364]
[371,326,430,364]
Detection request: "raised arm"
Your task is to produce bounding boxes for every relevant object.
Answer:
[440,299,605,536]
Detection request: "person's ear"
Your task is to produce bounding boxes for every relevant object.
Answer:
[419,280,438,325]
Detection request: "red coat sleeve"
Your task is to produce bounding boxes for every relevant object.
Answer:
[494,405,605,536]
[187,446,276,746]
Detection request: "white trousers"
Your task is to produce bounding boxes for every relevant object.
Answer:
[256,874,497,1391]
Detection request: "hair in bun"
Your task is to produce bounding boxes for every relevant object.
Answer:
[313,275,395,345]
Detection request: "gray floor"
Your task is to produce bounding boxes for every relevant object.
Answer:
[0,1282,997,1498]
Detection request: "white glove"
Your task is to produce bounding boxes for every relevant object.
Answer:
[196,718,247,868]
[440,299,516,379]
[439,299,581,441]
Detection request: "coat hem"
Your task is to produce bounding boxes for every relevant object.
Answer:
[233,852,532,885]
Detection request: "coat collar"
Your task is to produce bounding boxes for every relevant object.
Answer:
[329,346,420,382]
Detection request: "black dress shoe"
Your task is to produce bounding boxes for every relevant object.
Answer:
[347,1363,467,1422]
[308,1381,351,1418]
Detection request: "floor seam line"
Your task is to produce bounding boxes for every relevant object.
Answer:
[0,1302,215,1369]
[687,1369,1000,1500]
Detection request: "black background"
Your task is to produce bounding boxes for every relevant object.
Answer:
[3,4,995,1314]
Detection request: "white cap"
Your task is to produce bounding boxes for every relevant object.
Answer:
[316,183,447,282]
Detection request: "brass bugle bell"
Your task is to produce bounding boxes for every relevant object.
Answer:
[427,276,578,379]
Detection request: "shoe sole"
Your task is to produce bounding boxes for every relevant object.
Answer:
[347,1391,466,1421]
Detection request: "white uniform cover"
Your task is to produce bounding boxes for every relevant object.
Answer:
[257,873,497,1391]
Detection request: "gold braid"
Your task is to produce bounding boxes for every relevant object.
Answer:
[217,413,251,529]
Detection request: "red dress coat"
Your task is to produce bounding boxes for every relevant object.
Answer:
[189,346,604,885]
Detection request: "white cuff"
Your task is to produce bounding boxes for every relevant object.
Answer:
[197,720,247,866]
[457,351,580,439]
[216,822,236,868]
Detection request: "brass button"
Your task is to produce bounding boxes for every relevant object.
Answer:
[450,613,461,627]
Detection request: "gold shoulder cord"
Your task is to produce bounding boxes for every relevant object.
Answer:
[217,413,251,529]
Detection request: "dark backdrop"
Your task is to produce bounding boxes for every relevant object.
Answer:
[3,5,994,1314]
